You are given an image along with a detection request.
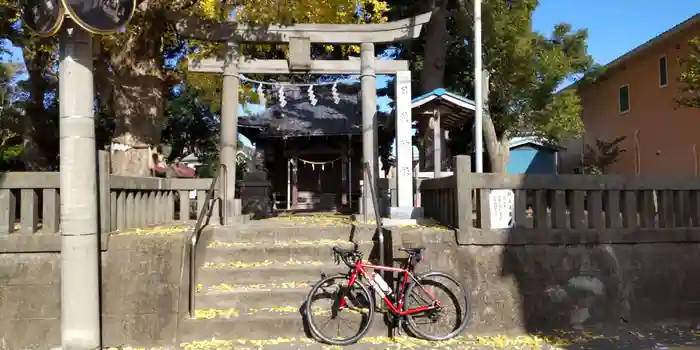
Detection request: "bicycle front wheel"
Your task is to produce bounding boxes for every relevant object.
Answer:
[304,274,375,346]
[403,271,470,341]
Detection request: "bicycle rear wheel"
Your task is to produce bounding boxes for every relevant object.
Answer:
[304,274,375,346]
[403,271,470,341]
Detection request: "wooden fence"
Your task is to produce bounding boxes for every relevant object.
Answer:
[0,152,214,236]
[419,155,700,244]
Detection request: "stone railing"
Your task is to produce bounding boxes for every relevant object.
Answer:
[420,155,700,244]
[0,152,216,249]
[107,176,212,231]
[0,172,62,235]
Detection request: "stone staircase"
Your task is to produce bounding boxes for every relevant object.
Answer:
[178,222,379,344]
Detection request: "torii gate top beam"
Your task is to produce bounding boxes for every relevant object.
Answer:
[174,12,432,44]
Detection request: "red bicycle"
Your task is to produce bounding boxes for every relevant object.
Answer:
[304,243,470,345]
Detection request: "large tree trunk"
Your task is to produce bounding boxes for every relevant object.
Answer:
[419,2,448,171]
[110,71,164,176]
[481,71,510,173]
[483,112,509,173]
[108,17,166,176]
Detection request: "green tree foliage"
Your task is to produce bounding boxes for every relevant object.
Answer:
[380,0,592,172]
[581,136,627,175]
[162,86,220,165]
[679,37,700,108]
[0,61,23,169]
[0,1,61,170]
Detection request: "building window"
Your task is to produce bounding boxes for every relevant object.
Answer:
[619,85,630,114]
[659,55,668,87]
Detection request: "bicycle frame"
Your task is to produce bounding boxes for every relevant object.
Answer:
[339,259,441,316]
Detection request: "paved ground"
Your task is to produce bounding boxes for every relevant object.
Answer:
[121,324,693,350]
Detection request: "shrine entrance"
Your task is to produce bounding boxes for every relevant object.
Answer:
[177,13,432,223]
[284,136,354,212]
[238,82,365,213]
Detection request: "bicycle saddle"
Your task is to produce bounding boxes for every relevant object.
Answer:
[399,247,426,254]
[333,246,357,255]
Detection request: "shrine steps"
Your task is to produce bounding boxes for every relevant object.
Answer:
[207,222,375,242]
[180,222,387,343]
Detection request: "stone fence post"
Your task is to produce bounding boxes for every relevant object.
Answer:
[454,155,473,243]
[98,150,111,234]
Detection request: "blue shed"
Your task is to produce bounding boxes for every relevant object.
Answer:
[506,137,561,174]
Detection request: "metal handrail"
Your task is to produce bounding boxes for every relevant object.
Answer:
[188,163,227,316]
[363,162,384,267]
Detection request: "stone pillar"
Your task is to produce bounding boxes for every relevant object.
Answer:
[58,22,101,349]
[432,109,442,178]
[220,43,239,225]
[361,42,377,222]
[389,70,421,220]
[341,152,348,206]
[291,155,298,209]
[394,70,414,208]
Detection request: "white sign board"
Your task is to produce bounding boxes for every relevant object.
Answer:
[394,70,414,208]
[489,189,515,229]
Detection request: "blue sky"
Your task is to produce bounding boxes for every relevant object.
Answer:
[2,1,700,148]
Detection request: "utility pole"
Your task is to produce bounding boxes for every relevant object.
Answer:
[474,0,484,173]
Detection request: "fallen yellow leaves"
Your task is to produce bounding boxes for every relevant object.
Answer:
[204,259,324,269]
[208,239,372,249]
[197,281,311,293]
[179,332,596,349]
[265,214,354,227]
[116,225,190,236]
[193,308,241,319]
[192,305,367,320]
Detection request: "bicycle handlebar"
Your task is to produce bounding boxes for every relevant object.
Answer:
[332,244,361,269]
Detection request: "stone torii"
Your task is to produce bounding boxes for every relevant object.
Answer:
[175,13,432,223]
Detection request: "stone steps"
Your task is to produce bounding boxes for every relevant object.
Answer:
[181,307,391,342]
[196,260,348,286]
[180,311,308,341]
[195,284,312,310]
[207,224,375,243]
[184,223,383,343]
[201,241,374,263]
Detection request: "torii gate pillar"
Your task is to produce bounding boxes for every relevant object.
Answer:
[220,44,240,225]
[360,42,378,222]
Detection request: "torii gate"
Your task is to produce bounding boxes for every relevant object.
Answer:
[175,13,432,224]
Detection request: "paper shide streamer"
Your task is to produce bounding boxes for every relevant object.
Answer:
[232,74,352,106]
[308,85,317,106]
[278,84,286,107]
[257,83,266,106]
[331,82,341,104]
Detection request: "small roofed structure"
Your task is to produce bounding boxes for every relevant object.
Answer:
[507,136,564,174]
[411,88,475,178]
[238,83,391,212]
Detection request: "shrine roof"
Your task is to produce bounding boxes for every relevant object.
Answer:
[239,83,388,139]
[411,88,475,128]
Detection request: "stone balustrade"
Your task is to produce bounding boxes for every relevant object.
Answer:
[420,155,700,243]
[0,152,218,253]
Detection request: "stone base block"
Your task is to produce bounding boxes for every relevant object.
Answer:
[389,206,423,220]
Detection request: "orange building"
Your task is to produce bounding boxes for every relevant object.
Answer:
[564,14,700,176]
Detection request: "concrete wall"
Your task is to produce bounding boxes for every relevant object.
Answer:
[388,227,700,336]
[0,232,189,349]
